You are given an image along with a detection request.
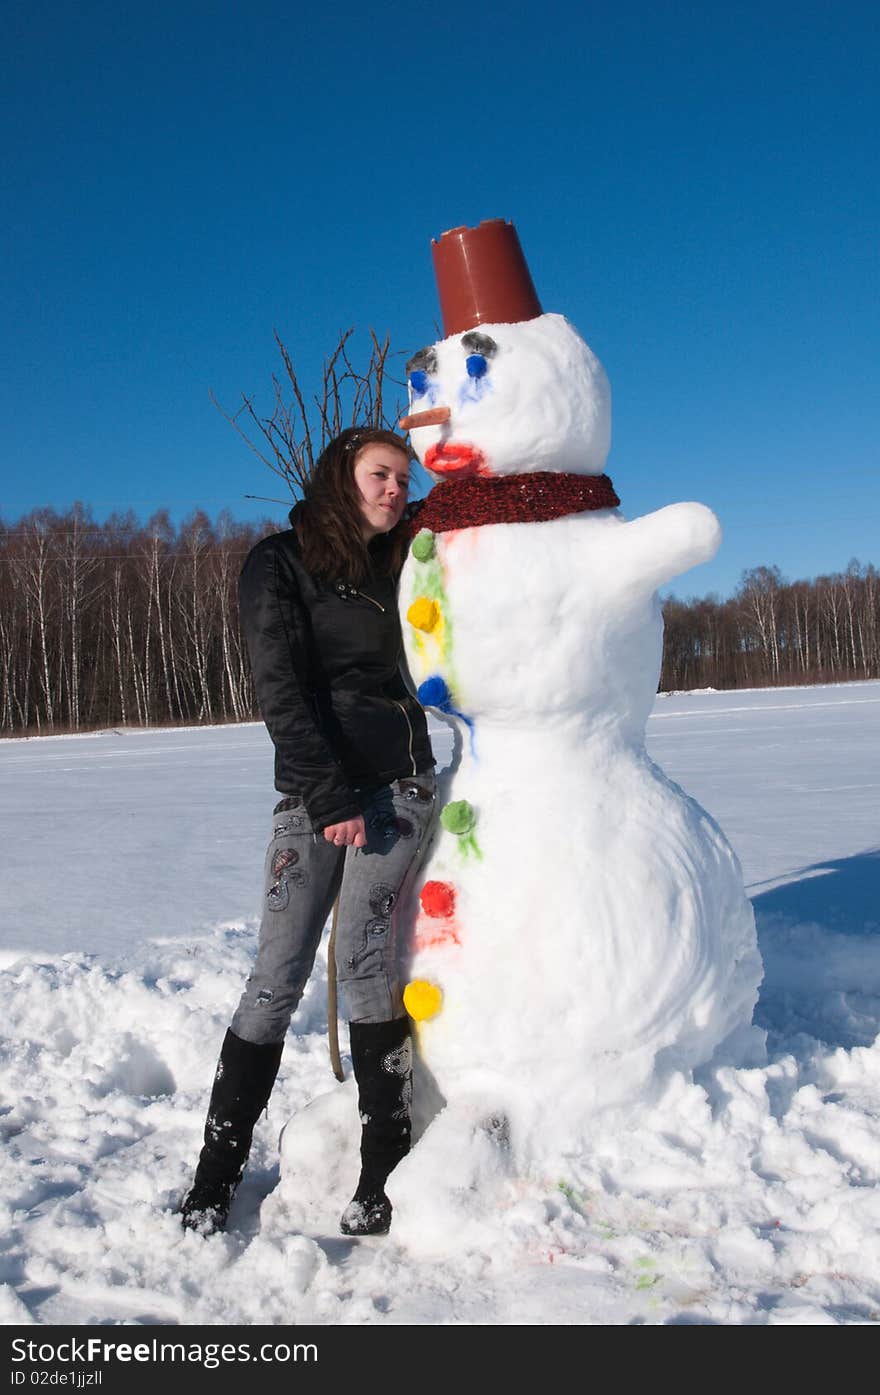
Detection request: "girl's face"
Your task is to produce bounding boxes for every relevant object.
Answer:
[353,443,411,539]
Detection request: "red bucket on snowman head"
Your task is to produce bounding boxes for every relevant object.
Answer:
[431,218,543,337]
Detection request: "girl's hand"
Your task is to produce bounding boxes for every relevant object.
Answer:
[323,816,367,849]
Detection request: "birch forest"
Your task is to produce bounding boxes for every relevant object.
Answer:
[0,507,271,734]
[661,561,880,691]
[0,511,877,736]
[3,332,877,736]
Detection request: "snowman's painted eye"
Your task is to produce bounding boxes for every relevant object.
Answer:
[409,370,430,398]
[465,354,488,379]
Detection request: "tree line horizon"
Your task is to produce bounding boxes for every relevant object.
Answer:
[3,328,876,735]
[0,504,876,737]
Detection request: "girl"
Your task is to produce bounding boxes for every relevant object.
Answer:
[180,426,436,1237]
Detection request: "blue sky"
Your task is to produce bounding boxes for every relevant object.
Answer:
[2,0,877,599]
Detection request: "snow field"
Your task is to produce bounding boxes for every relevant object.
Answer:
[1,685,878,1324]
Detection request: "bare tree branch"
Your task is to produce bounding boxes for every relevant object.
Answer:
[212,326,407,501]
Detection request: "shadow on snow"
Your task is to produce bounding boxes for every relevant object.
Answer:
[750,848,880,1051]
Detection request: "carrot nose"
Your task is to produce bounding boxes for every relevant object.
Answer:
[398,406,451,430]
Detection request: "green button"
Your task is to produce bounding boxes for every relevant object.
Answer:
[411,529,436,562]
[440,800,475,835]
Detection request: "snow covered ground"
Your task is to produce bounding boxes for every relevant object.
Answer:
[1,681,878,1326]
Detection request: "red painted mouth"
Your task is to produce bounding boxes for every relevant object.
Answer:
[424,442,487,478]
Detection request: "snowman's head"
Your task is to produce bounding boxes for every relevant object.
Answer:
[403,312,611,480]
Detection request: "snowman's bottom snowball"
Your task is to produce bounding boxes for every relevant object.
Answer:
[406,741,764,1144]
[410,1006,766,1169]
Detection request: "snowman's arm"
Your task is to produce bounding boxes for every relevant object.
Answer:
[613,503,721,593]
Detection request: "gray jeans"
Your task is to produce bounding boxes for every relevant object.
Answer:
[231,772,437,1044]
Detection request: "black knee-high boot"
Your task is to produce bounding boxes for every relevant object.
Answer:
[340,1016,412,1236]
[180,1029,283,1234]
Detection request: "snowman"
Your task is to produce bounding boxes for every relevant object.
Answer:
[393,220,763,1166]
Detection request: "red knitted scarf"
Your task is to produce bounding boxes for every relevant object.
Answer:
[408,471,620,535]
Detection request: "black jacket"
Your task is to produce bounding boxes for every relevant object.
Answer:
[239,518,433,831]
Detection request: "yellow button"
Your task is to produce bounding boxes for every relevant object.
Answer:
[407,597,440,633]
[404,979,443,1021]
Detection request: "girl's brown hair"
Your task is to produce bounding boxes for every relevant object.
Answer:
[293,426,414,584]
